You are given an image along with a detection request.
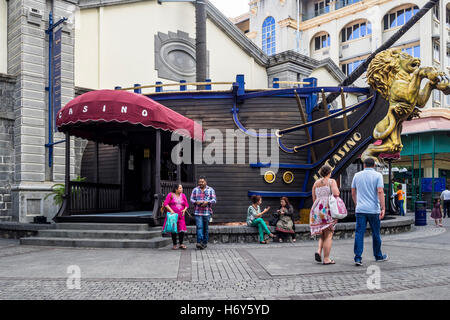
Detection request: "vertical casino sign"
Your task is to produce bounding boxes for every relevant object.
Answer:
[53,28,62,131]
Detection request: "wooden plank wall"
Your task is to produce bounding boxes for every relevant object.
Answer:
[80,142,120,185]
[159,96,309,223]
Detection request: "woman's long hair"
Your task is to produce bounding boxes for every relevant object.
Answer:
[280,196,291,208]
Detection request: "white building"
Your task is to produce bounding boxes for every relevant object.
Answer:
[241,0,450,108]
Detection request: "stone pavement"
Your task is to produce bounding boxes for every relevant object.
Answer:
[0,213,449,300]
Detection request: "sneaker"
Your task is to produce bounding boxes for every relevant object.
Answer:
[376,254,389,262]
[196,243,204,250]
[202,244,207,249]
[354,260,363,266]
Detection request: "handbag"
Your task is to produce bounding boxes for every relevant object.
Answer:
[163,212,178,233]
[269,213,279,226]
[328,180,347,219]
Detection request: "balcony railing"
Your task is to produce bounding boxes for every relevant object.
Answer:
[335,0,362,10]
[302,0,362,21]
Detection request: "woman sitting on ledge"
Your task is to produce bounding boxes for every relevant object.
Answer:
[247,195,274,244]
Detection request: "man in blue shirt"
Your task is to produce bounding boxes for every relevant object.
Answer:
[351,158,388,266]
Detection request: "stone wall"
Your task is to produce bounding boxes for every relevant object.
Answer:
[6,0,77,222]
[0,73,16,221]
[185,216,414,243]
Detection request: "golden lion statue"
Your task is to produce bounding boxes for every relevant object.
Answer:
[361,48,449,165]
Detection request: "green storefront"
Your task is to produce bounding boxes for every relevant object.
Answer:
[394,130,450,211]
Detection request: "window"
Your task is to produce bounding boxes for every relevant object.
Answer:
[314,0,331,17]
[447,6,450,28]
[341,21,371,43]
[383,5,419,30]
[401,44,420,58]
[433,89,441,103]
[433,41,440,61]
[434,1,440,20]
[447,47,450,65]
[341,59,363,76]
[262,17,275,56]
[314,33,330,50]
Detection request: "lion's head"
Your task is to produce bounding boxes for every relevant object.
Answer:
[366,49,421,99]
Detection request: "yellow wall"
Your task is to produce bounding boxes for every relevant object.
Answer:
[75,1,268,91]
[0,0,7,74]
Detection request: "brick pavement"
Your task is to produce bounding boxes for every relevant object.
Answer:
[0,218,449,300]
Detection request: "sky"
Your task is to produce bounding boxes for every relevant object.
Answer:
[208,0,249,18]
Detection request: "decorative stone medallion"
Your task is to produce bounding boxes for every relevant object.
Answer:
[154,30,209,82]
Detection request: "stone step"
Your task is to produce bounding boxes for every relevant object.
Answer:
[0,216,12,222]
[20,236,172,249]
[38,229,162,240]
[54,223,152,231]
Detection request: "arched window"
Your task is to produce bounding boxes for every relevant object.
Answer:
[262,16,275,55]
[341,20,371,43]
[313,32,330,51]
[383,4,419,30]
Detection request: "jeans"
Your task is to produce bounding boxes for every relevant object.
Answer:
[251,218,272,242]
[444,200,450,218]
[195,215,209,245]
[398,200,404,216]
[354,213,383,262]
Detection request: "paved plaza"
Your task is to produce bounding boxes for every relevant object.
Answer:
[0,213,449,300]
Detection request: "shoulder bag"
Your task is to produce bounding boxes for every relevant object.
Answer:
[328,180,348,219]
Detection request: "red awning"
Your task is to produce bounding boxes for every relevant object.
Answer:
[56,89,203,141]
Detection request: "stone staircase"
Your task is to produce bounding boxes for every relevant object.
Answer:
[20,223,171,249]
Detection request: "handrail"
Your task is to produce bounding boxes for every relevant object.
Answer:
[119,81,234,91]
[276,96,373,136]
[273,81,311,85]
[293,130,350,152]
[70,181,120,189]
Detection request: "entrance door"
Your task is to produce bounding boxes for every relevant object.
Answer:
[123,145,143,211]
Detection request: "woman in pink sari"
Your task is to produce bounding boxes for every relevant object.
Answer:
[162,184,189,250]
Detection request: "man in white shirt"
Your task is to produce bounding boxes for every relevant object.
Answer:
[440,187,450,218]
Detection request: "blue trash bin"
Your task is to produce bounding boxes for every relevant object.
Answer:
[415,201,427,226]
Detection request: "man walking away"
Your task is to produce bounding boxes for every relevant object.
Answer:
[351,158,388,266]
[190,176,216,249]
[441,187,450,218]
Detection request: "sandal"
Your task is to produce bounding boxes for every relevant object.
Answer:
[172,246,178,250]
[179,244,187,250]
[269,233,275,238]
[315,253,322,263]
[260,240,268,244]
[323,259,335,265]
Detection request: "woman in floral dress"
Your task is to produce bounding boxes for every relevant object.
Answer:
[310,165,340,265]
[162,184,189,250]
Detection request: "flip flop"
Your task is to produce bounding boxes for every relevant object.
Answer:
[315,253,322,263]
[323,260,335,265]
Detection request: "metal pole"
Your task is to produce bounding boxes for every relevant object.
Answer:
[411,136,415,208]
[65,132,71,214]
[418,135,422,200]
[195,0,207,90]
[432,133,436,205]
[48,12,53,168]
[388,159,392,214]
[296,0,300,52]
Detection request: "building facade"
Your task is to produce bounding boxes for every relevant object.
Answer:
[0,0,349,222]
[242,0,450,107]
